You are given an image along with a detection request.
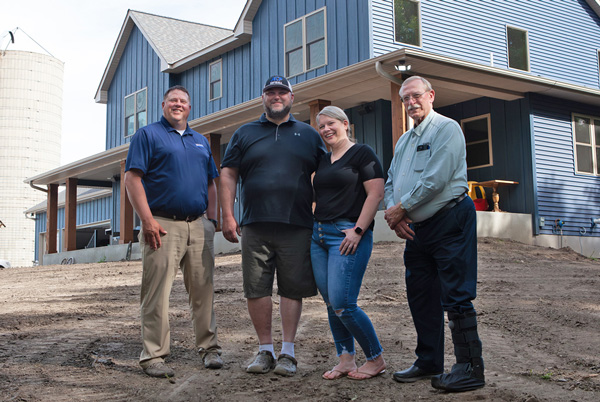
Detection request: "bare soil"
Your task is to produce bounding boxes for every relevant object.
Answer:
[1,238,599,401]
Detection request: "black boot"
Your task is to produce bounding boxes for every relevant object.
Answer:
[431,311,485,392]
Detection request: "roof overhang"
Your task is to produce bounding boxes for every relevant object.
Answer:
[34,48,600,189]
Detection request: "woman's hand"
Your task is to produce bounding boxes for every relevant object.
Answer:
[340,229,362,255]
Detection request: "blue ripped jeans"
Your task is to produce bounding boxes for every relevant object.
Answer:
[311,219,383,360]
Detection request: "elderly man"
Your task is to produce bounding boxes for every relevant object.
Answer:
[220,75,326,377]
[125,85,222,378]
[384,76,485,392]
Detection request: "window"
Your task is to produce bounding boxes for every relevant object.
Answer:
[461,114,493,169]
[209,60,222,100]
[573,114,600,175]
[125,88,147,138]
[506,26,529,71]
[284,7,327,78]
[393,0,421,46]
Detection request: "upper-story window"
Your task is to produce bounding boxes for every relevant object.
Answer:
[393,0,421,46]
[461,114,493,170]
[506,26,529,71]
[573,114,600,176]
[209,60,222,101]
[125,88,147,138]
[284,7,327,78]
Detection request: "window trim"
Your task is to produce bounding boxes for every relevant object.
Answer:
[461,113,493,170]
[284,7,328,79]
[597,50,600,88]
[572,113,600,176]
[209,59,223,101]
[506,25,530,72]
[392,0,422,47]
[124,87,147,139]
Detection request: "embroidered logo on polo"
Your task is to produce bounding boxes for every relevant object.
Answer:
[195,144,205,148]
[294,132,301,136]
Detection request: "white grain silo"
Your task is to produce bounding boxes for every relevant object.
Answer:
[0,49,63,267]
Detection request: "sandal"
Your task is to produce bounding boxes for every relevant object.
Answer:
[347,369,386,381]
[323,369,351,380]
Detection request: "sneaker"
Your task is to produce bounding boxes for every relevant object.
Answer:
[143,361,175,378]
[202,351,223,369]
[246,350,276,374]
[273,354,297,377]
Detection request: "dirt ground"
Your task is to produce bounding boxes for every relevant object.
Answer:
[1,238,599,402]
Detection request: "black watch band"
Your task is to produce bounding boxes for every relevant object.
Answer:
[354,226,363,235]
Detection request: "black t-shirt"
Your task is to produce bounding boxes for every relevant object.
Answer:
[313,143,384,229]
[221,114,326,229]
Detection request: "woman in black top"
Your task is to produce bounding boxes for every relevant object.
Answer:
[311,106,386,380]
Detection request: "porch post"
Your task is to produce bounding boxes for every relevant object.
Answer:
[64,178,77,251]
[46,183,58,254]
[391,82,407,149]
[309,99,331,131]
[119,160,134,244]
[206,133,222,230]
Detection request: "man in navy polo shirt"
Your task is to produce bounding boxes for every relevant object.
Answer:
[124,85,222,378]
[220,76,326,377]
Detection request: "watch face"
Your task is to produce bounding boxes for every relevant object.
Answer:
[354,226,363,235]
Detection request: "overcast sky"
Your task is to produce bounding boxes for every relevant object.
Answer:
[1,0,245,165]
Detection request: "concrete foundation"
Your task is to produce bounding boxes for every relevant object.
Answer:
[41,210,600,265]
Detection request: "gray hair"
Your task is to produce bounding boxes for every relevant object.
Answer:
[316,106,354,140]
[400,76,433,93]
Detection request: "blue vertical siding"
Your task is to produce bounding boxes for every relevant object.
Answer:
[106,26,170,150]
[530,94,600,236]
[371,0,600,88]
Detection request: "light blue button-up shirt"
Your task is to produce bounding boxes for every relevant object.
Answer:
[384,110,468,223]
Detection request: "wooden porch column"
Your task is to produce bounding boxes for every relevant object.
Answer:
[207,133,222,230]
[46,183,58,254]
[64,178,78,251]
[120,160,134,244]
[391,82,407,149]
[309,99,331,130]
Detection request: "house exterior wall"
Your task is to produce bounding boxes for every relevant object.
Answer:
[372,0,600,89]
[530,93,600,237]
[105,26,170,150]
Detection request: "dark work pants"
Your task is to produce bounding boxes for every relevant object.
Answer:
[403,196,477,372]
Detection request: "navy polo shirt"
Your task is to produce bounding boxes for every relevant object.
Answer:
[125,116,219,217]
[222,114,326,229]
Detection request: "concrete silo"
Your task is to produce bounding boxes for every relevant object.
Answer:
[0,49,63,267]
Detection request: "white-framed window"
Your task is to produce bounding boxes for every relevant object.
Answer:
[284,7,327,78]
[209,60,222,101]
[393,0,421,46]
[573,114,600,176]
[506,25,529,71]
[597,50,600,87]
[461,114,493,170]
[124,88,147,138]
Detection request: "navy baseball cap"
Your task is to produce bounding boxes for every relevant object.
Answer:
[263,75,293,93]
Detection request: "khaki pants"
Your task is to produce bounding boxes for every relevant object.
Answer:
[139,216,219,367]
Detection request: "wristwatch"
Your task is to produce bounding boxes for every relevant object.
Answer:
[354,226,363,235]
[208,218,218,228]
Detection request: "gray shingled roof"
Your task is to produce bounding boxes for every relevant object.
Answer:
[131,11,232,64]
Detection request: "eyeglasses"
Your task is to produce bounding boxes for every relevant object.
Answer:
[401,91,428,103]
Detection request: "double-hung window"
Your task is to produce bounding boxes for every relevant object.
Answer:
[209,60,222,101]
[284,7,327,78]
[573,114,600,175]
[125,88,147,138]
[461,114,493,169]
[506,26,529,71]
[393,0,421,46]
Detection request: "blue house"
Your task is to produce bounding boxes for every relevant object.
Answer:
[26,0,600,263]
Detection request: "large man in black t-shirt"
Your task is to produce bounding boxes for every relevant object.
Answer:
[220,76,326,377]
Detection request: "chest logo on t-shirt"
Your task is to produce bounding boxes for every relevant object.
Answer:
[294,132,301,136]
[195,144,205,148]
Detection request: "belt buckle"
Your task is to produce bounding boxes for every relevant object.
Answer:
[185,216,194,222]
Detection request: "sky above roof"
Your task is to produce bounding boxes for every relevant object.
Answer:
[1,0,244,165]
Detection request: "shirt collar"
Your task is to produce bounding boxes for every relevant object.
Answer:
[412,110,437,137]
[259,113,296,125]
[160,116,190,135]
